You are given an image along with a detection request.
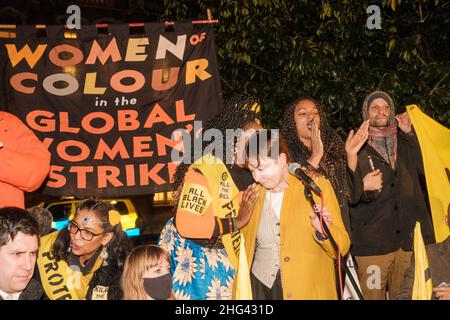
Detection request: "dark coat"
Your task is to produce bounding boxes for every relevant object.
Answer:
[85,261,123,300]
[396,236,450,300]
[349,130,435,256]
[0,278,44,300]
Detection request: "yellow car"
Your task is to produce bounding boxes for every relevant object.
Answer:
[46,198,141,237]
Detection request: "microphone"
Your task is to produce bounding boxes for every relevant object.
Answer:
[288,162,322,195]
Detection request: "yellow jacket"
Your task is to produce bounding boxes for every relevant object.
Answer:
[241,174,350,300]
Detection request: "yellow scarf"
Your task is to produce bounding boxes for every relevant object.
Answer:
[190,154,241,266]
[190,153,252,299]
[37,231,103,300]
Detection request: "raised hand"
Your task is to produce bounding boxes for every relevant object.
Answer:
[346,120,370,171]
[363,169,383,192]
[308,120,324,168]
[236,183,259,229]
[395,112,412,134]
[345,120,370,156]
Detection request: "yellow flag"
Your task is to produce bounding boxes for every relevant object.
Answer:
[234,234,253,300]
[406,105,450,242]
[412,222,433,300]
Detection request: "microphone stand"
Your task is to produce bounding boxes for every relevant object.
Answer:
[304,187,364,300]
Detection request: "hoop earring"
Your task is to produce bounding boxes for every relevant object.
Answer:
[100,246,109,266]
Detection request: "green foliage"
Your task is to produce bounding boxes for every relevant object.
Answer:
[163,0,450,135]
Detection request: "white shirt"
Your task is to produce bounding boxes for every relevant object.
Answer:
[266,191,284,220]
[0,288,21,300]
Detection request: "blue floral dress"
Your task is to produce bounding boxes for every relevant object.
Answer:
[158,218,236,300]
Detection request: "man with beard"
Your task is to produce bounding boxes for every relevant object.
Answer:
[344,90,435,300]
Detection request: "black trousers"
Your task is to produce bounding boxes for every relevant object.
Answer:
[250,271,283,300]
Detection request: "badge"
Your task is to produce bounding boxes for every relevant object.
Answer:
[219,171,231,200]
[179,183,213,216]
[92,285,109,300]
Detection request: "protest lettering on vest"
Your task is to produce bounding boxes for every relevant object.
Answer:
[190,154,241,267]
[190,153,252,299]
[37,231,103,300]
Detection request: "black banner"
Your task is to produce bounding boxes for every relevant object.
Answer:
[0,23,223,196]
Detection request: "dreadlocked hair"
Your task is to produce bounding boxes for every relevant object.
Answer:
[172,94,261,202]
[281,97,350,201]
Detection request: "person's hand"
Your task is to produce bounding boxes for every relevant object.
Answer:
[433,286,450,300]
[345,120,370,157]
[310,204,332,236]
[395,112,412,134]
[308,120,323,168]
[236,184,259,229]
[363,169,383,191]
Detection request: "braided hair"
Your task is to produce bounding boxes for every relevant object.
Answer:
[281,97,349,201]
[172,95,261,193]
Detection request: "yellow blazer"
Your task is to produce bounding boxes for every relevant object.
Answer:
[241,173,350,300]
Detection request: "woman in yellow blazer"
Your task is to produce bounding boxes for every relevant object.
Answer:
[241,129,350,300]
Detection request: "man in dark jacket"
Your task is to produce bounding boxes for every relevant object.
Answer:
[0,207,44,300]
[345,91,435,300]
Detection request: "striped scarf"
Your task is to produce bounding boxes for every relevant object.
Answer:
[368,124,398,168]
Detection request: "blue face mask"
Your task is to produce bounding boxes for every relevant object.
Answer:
[143,273,172,300]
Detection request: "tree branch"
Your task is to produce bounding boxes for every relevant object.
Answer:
[249,63,273,75]
[428,72,449,97]
[220,76,234,91]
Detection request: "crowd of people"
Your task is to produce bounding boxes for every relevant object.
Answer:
[0,91,448,300]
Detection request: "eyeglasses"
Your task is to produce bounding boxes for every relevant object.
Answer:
[68,221,104,241]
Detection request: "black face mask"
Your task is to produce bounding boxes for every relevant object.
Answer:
[143,273,172,300]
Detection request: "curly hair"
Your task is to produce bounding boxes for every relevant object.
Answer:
[172,94,262,194]
[281,97,349,201]
[52,199,132,269]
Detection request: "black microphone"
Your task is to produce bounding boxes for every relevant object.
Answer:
[288,162,322,195]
